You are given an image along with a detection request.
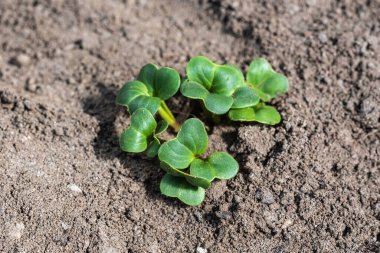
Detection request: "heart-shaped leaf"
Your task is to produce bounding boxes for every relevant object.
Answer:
[117,64,180,114]
[182,56,244,115]
[160,174,205,206]
[158,118,208,169]
[160,162,211,189]
[190,152,239,182]
[119,108,157,152]
[228,104,281,125]
[246,58,288,99]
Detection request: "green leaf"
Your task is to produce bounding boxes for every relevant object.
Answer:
[190,152,239,182]
[146,137,160,158]
[160,174,205,206]
[155,121,169,135]
[247,58,274,86]
[260,73,289,99]
[183,56,244,114]
[176,118,208,155]
[160,162,211,189]
[247,58,289,99]
[158,139,194,169]
[137,63,158,95]
[158,118,208,169]
[116,81,161,114]
[204,93,233,115]
[119,108,157,152]
[228,104,281,125]
[154,67,180,100]
[186,56,215,90]
[231,86,260,109]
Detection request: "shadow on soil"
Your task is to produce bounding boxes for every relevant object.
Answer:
[81,82,180,207]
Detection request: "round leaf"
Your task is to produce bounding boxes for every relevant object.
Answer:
[204,93,233,115]
[158,139,195,169]
[180,80,209,99]
[211,65,244,96]
[176,118,208,155]
[116,81,161,114]
[186,56,215,90]
[190,152,239,182]
[160,174,205,206]
[231,86,260,109]
[228,105,281,125]
[247,58,274,86]
[155,120,169,135]
[119,108,157,152]
[260,73,289,99]
[154,67,180,100]
[137,63,158,95]
[160,162,211,189]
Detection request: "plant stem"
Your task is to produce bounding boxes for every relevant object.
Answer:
[158,101,181,132]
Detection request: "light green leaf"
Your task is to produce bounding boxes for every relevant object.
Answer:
[154,67,180,100]
[186,56,215,90]
[180,80,209,99]
[231,86,260,109]
[160,162,211,189]
[228,104,281,125]
[190,152,239,181]
[211,65,244,96]
[116,81,161,114]
[119,108,157,152]
[160,174,205,206]
[247,58,274,86]
[260,73,289,99]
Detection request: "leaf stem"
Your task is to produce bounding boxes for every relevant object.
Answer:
[158,101,181,132]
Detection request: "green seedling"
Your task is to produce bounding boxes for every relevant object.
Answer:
[228,58,288,124]
[116,64,181,131]
[158,118,238,205]
[119,108,168,157]
[181,56,257,115]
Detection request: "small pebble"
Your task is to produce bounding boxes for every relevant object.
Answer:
[196,247,207,253]
[9,222,25,239]
[194,211,203,222]
[10,54,31,67]
[67,183,82,193]
[318,32,328,43]
[54,127,64,136]
[23,100,33,111]
[0,91,13,104]
[256,187,274,204]
[61,222,71,230]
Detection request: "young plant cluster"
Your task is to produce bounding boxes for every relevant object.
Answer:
[116,56,288,206]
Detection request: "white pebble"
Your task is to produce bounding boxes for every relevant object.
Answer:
[196,247,207,253]
[9,222,25,239]
[67,183,82,193]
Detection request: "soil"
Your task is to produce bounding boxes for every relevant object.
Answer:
[0,0,379,252]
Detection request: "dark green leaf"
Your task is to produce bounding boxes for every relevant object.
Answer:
[180,80,209,99]
[176,118,208,155]
[137,63,158,95]
[154,67,180,100]
[186,56,215,90]
[160,174,205,206]
[204,93,233,115]
[158,139,195,169]
[160,162,211,189]
[211,65,244,96]
[155,121,169,135]
[190,152,239,181]
[146,137,160,158]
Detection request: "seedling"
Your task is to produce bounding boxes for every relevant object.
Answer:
[116,57,289,206]
[158,118,238,205]
[119,108,168,157]
[116,64,181,131]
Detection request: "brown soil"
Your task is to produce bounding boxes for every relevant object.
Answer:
[0,0,379,252]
